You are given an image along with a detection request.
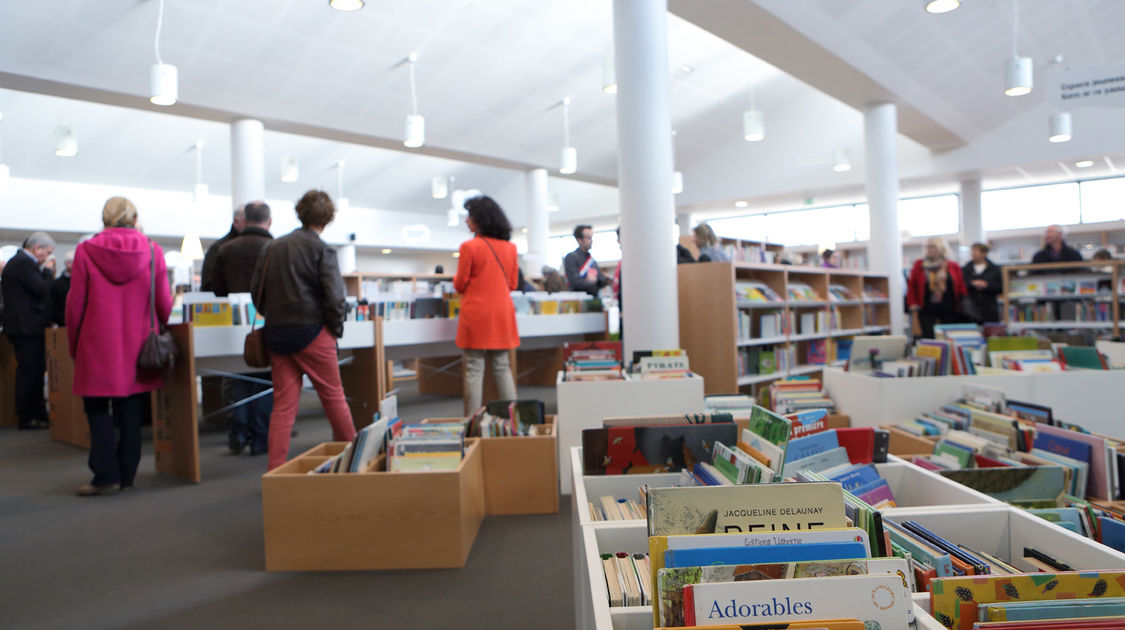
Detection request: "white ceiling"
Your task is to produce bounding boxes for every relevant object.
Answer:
[0,0,1122,225]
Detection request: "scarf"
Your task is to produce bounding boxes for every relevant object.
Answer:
[923,256,947,303]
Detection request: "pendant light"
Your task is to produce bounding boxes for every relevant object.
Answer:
[0,112,8,191]
[192,141,208,202]
[54,125,77,157]
[924,0,960,13]
[432,175,449,199]
[1004,0,1032,96]
[1048,111,1072,143]
[403,53,424,148]
[280,155,299,183]
[181,234,204,261]
[743,87,764,142]
[832,148,852,172]
[150,0,178,106]
[601,57,617,94]
[335,160,349,212]
[559,97,577,174]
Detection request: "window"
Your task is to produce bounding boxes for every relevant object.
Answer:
[898,194,958,237]
[982,182,1080,231]
[710,204,869,247]
[546,229,621,271]
[1080,177,1125,224]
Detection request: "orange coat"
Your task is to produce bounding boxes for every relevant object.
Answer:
[453,236,520,350]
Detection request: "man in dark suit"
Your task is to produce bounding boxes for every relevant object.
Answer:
[200,205,245,292]
[214,201,274,455]
[1,232,56,429]
[1031,224,1083,265]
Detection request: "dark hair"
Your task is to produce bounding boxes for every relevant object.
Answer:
[574,224,592,240]
[972,242,990,255]
[295,190,335,228]
[244,201,271,225]
[821,249,835,261]
[1093,248,1113,261]
[465,195,512,240]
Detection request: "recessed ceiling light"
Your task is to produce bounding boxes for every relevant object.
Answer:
[1076,160,1095,168]
[924,0,960,13]
[381,248,392,254]
[735,201,749,208]
[680,64,694,74]
[329,0,364,11]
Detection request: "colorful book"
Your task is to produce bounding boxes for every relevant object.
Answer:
[663,540,869,569]
[682,573,909,629]
[646,482,847,537]
[938,466,1067,504]
[582,423,739,475]
[930,571,1125,629]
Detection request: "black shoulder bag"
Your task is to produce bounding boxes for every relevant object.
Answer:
[137,242,178,374]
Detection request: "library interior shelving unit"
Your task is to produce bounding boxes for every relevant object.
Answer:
[1002,259,1123,337]
[677,261,890,396]
[342,272,454,300]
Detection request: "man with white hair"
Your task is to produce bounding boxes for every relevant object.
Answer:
[1032,224,1083,265]
[48,250,75,326]
[1,231,56,430]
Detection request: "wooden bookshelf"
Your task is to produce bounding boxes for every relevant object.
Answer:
[1000,260,1123,337]
[677,262,890,396]
[342,272,454,300]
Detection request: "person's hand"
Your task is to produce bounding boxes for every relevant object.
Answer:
[910,311,922,337]
[971,279,987,289]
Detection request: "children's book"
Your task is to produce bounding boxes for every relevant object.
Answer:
[931,571,1125,630]
[582,423,739,475]
[646,482,847,537]
[663,540,869,569]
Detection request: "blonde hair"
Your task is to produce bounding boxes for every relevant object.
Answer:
[693,223,718,248]
[102,196,138,228]
[926,236,951,259]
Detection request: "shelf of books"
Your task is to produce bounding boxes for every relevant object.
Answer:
[678,262,890,396]
[1001,260,1123,338]
[572,406,1125,630]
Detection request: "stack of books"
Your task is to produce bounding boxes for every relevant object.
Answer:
[769,378,836,415]
[635,349,692,380]
[388,423,464,473]
[786,282,821,302]
[827,283,856,301]
[563,341,624,381]
[734,281,783,303]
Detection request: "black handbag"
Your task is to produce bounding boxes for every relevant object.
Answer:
[137,242,178,374]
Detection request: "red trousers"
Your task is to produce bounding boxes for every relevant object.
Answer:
[267,328,356,470]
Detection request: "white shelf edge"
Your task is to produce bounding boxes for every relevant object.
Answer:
[737,336,789,347]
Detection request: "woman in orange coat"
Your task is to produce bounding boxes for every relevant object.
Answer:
[453,195,519,413]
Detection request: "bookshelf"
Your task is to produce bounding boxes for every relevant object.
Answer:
[677,262,891,396]
[678,235,784,264]
[1001,259,1123,337]
[342,272,454,300]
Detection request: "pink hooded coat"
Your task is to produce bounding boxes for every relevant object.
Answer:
[66,228,173,397]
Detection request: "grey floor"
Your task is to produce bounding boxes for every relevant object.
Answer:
[0,383,575,630]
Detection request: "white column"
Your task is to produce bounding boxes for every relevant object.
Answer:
[231,119,265,207]
[959,178,984,259]
[863,102,905,336]
[614,0,679,360]
[676,212,694,241]
[524,168,550,276]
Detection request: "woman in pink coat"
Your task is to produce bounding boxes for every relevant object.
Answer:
[66,197,172,496]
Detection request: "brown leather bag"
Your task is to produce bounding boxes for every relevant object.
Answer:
[137,242,178,374]
[243,245,271,368]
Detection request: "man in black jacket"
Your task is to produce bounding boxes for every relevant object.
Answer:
[1031,224,1083,265]
[214,202,274,455]
[962,243,1003,324]
[563,224,609,296]
[1,232,56,429]
[200,205,245,292]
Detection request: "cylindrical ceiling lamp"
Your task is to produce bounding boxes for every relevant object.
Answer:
[924,0,960,13]
[335,160,349,211]
[601,57,617,94]
[432,175,449,199]
[192,141,207,202]
[1005,56,1033,96]
[1048,111,1072,143]
[328,0,364,10]
[672,171,684,195]
[403,53,424,148]
[446,207,460,227]
[54,126,77,157]
[149,0,178,106]
[832,148,852,172]
[181,234,204,261]
[559,97,577,174]
[743,109,765,142]
[280,155,299,182]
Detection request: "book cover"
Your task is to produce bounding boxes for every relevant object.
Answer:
[664,540,869,569]
[582,423,739,475]
[1034,431,1094,466]
[1034,424,1112,500]
[785,431,840,462]
[656,558,868,627]
[854,478,897,508]
[646,482,847,537]
[682,573,909,629]
[780,446,851,479]
[834,428,875,465]
[673,621,865,630]
[826,464,881,493]
[938,466,1067,503]
[1100,517,1125,553]
[747,406,793,448]
[930,571,1125,630]
[983,596,1125,622]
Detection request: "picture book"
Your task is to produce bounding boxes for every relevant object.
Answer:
[780,447,851,479]
[1034,424,1112,500]
[646,482,847,537]
[746,406,793,448]
[682,573,909,629]
[834,427,876,465]
[582,423,739,475]
[739,428,786,477]
[656,558,868,627]
[663,540,869,569]
[938,466,1067,504]
[930,571,1125,630]
[785,430,839,463]
[981,596,1125,622]
[672,622,865,630]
